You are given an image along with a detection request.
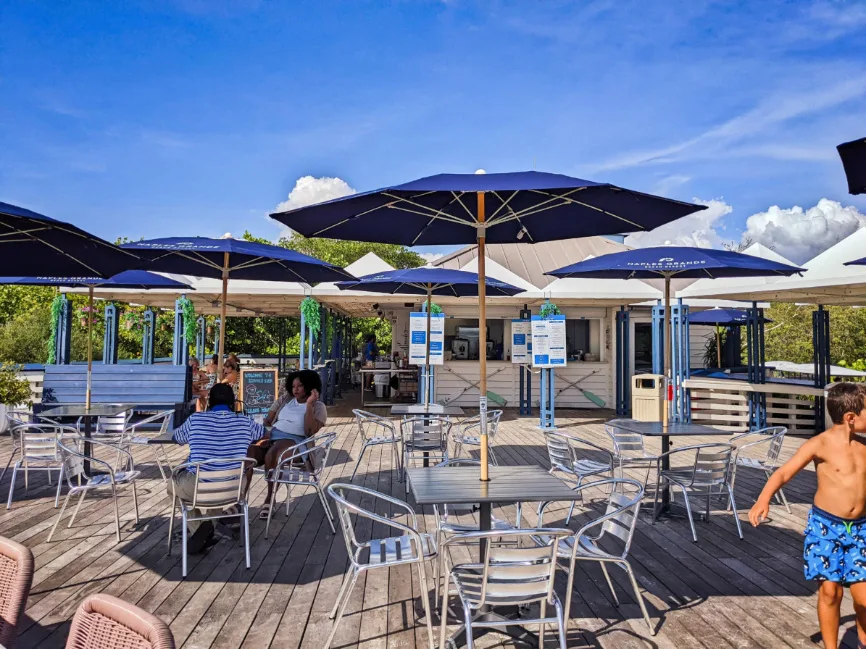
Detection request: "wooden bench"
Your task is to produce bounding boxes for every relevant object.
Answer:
[34,364,196,427]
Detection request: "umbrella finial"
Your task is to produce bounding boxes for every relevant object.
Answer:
[474,169,486,175]
[220,232,233,239]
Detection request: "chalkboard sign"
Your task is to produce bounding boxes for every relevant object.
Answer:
[239,368,278,416]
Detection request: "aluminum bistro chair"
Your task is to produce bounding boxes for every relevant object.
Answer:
[729,426,790,513]
[264,431,338,538]
[451,410,503,463]
[536,478,654,634]
[545,430,613,525]
[120,410,175,481]
[400,415,451,492]
[6,423,70,510]
[350,409,400,481]
[168,457,255,578]
[1,411,32,483]
[65,593,175,649]
[48,434,141,544]
[652,442,742,542]
[0,535,34,649]
[326,483,438,649]
[605,420,661,495]
[439,528,574,649]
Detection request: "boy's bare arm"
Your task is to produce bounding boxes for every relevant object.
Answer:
[748,436,821,526]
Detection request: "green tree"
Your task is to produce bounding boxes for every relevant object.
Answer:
[241,231,425,269]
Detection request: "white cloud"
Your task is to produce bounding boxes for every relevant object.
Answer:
[274,175,356,212]
[418,252,444,264]
[742,199,866,264]
[624,198,732,249]
[651,174,691,197]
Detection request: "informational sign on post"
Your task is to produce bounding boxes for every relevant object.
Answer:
[511,319,531,363]
[409,312,444,365]
[239,368,278,416]
[531,315,567,367]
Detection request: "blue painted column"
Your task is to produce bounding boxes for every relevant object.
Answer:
[142,309,155,364]
[539,368,556,429]
[746,302,767,429]
[615,306,631,416]
[299,309,306,370]
[651,301,664,375]
[103,304,118,364]
[813,305,830,432]
[195,316,206,362]
[172,297,189,366]
[213,318,221,356]
[670,300,690,423]
[55,294,72,365]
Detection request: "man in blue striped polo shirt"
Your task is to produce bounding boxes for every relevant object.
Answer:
[169,383,264,551]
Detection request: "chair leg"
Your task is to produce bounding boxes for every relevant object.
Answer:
[438,569,450,649]
[727,485,744,539]
[265,483,276,540]
[54,464,64,508]
[777,485,792,514]
[599,562,619,605]
[131,481,140,524]
[727,464,739,511]
[0,448,17,482]
[563,560,576,629]
[316,483,336,534]
[167,496,176,554]
[350,443,368,481]
[181,509,188,578]
[554,596,568,649]
[324,571,358,649]
[679,487,698,542]
[417,561,436,649]
[623,561,655,635]
[651,475,662,524]
[539,598,546,649]
[153,447,167,482]
[6,462,19,509]
[462,602,475,649]
[243,503,251,569]
[47,491,73,542]
[330,570,355,619]
[69,490,87,527]
[112,483,121,543]
[489,446,498,466]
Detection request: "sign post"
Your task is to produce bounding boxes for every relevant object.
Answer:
[532,315,567,429]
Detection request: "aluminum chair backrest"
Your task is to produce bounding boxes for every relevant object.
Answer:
[605,421,646,459]
[757,426,787,467]
[545,431,574,474]
[460,529,572,608]
[353,409,397,442]
[5,411,30,430]
[95,411,132,437]
[401,416,450,452]
[275,431,337,479]
[689,443,733,487]
[436,458,481,517]
[176,458,252,509]
[13,424,64,466]
[328,482,422,569]
[56,433,134,487]
[593,478,643,558]
[459,410,502,439]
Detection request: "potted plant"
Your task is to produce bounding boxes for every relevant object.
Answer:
[0,364,33,432]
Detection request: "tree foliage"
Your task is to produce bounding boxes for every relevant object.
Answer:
[764,302,866,366]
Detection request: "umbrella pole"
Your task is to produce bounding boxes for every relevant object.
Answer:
[425,283,432,406]
[86,286,93,409]
[217,252,229,376]
[716,328,722,368]
[477,192,489,482]
[663,275,671,432]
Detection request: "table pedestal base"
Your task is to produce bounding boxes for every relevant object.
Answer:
[445,609,539,649]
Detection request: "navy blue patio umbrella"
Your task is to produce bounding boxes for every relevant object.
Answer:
[271,170,708,480]
[546,246,802,427]
[0,202,142,277]
[336,267,523,404]
[121,236,354,373]
[0,271,191,407]
[690,308,773,368]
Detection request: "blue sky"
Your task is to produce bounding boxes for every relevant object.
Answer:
[1,0,865,263]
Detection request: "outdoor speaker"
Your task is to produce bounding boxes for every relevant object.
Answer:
[838,137,866,195]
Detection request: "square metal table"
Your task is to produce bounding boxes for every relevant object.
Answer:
[390,404,465,417]
[40,404,136,475]
[407,465,582,648]
[611,419,732,515]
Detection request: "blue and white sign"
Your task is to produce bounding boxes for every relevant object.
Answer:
[511,319,532,363]
[531,315,567,368]
[410,312,444,365]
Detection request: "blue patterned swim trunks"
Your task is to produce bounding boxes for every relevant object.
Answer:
[804,506,866,584]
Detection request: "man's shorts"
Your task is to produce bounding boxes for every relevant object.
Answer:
[804,506,866,584]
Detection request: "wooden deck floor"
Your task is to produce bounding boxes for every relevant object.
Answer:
[1,392,851,648]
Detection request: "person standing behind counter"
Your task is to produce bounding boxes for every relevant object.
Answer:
[247,369,327,520]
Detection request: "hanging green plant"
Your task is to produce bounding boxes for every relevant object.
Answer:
[539,301,561,319]
[121,310,143,331]
[422,299,443,315]
[47,294,64,364]
[177,297,198,342]
[301,297,321,334]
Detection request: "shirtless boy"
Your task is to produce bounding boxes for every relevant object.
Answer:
[750,382,866,649]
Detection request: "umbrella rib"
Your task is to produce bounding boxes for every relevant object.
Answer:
[486,191,520,222]
[383,194,476,226]
[526,190,645,230]
[449,192,478,222]
[484,188,585,226]
[0,227,112,276]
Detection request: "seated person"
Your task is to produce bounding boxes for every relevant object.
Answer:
[188,356,209,411]
[221,355,241,401]
[247,369,327,520]
[170,383,265,551]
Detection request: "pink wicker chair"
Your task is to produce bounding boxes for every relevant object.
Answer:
[65,594,175,649]
[0,536,35,648]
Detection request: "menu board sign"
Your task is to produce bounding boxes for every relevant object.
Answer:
[409,312,444,365]
[531,315,567,368]
[239,368,278,416]
[511,319,531,363]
